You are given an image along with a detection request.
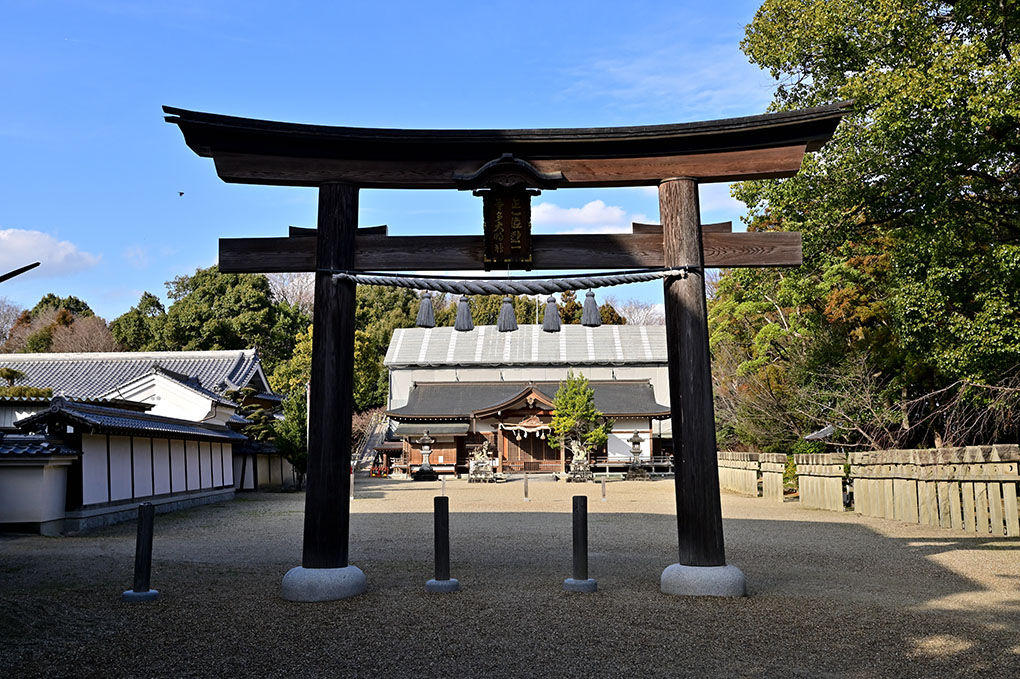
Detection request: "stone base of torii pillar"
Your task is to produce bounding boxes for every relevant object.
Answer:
[281,565,367,602]
[660,564,746,597]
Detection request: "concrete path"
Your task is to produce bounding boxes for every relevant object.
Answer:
[2,477,1019,677]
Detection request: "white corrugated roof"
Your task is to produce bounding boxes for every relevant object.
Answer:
[384,324,666,367]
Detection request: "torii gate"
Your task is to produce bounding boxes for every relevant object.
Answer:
[165,103,848,600]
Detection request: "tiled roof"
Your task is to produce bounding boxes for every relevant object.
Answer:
[0,396,151,410]
[0,349,269,399]
[384,324,667,367]
[387,381,669,419]
[0,433,77,457]
[16,398,247,443]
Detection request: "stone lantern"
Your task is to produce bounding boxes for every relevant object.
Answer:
[412,430,439,482]
[626,431,649,480]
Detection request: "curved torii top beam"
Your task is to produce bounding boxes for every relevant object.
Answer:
[163,102,850,189]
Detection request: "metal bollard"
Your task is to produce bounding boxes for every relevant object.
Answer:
[442,475,446,496]
[563,495,597,592]
[122,503,159,601]
[426,495,460,592]
[523,472,530,502]
[601,476,607,502]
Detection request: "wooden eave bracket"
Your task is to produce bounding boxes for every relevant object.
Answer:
[453,154,563,190]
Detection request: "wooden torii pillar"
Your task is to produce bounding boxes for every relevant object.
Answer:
[165,103,848,600]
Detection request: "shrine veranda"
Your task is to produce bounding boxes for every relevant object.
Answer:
[165,103,849,599]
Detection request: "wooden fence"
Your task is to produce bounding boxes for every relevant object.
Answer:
[793,453,847,512]
[717,452,760,496]
[759,453,787,502]
[851,445,1020,537]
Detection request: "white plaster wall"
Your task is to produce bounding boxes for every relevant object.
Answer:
[185,440,200,489]
[107,373,242,425]
[222,444,233,486]
[205,406,238,426]
[132,436,154,498]
[233,455,252,490]
[82,435,109,505]
[170,440,187,492]
[150,379,214,422]
[0,460,72,523]
[2,405,43,428]
[200,442,214,487]
[256,455,271,486]
[211,442,223,486]
[153,439,171,495]
[608,423,653,461]
[108,435,133,502]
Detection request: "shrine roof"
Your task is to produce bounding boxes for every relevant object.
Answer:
[164,103,850,188]
[387,380,669,420]
[385,324,667,367]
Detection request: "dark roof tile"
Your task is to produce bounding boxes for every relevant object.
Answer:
[0,433,76,457]
[16,398,247,443]
[0,350,269,399]
[387,381,668,419]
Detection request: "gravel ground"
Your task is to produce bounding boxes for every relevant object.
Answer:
[2,476,1020,678]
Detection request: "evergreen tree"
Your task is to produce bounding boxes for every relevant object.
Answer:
[549,371,613,452]
[712,0,1020,449]
[110,292,167,351]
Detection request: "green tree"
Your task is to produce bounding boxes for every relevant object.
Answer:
[559,290,582,324]
[226,387,277,443]
[0,385,52,398]
[599,301,626,325]
[0,367,25,386]
[24,325,55,353]
[712,0,1020,450]
[110,292,167,351]
[271,325,313,397]
[549,371,613,452]
[31,294,94,318]
[158,266,309,374]
[274,390,308,486]
[352,286,419,408]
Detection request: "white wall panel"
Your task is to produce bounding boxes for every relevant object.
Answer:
[132,437,154,498]
[222,444,233,486]
[153,439,171,495]
[81,435,109,505]
[108,436,133,501]
[186,440,201,489]
[170,440,187,492]
[212,442,223,486]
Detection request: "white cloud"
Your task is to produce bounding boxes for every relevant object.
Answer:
[698,183,744,214]
[562,43,775,123]
[532,200,648,234]
[123,245,150,269]
[0,228,101,276]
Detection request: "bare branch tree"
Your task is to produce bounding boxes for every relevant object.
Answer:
[605,296,665,325]
[50,316,120,353]
[267,272,315,314]
[0,297,24,346]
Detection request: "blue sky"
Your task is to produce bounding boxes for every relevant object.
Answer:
[0,0,777,321]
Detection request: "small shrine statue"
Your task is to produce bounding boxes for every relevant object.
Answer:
[566,439,594,483]
[468,440,496,483]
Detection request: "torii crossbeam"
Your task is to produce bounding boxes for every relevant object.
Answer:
[165,103,848,600]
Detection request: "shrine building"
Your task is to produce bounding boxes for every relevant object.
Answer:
[383,323,671,475]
